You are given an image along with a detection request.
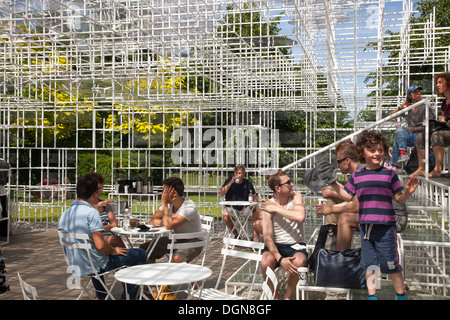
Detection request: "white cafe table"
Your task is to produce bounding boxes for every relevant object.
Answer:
[111,226,172,259]
[219,201,256,240]
[114,263,212,300]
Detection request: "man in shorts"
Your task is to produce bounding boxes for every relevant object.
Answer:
[260,170,307,300]
[147,177,204,263]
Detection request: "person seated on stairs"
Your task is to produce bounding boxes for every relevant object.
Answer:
[388,86,435,174]
[410,72,450,178]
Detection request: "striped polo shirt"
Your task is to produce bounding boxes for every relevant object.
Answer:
[344,166,404,225]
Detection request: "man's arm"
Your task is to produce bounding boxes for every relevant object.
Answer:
[260,192,305,223]
[92,231,127,256]
[219,173,240,197]
[316,195,359,215]
[389,101,408,116]
[326,181,354,202]
[261,203,301,276]
[261,210,278,258]
[150,208,163,226]
[322,181,348,202]
[157,186,188,230]
[161,204,188,230]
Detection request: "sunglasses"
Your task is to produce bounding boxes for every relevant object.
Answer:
[278,180,292,187]
[336,157,348,164]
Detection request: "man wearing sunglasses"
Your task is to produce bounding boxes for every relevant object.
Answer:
[260,170,307,300]
[319,141,363,250]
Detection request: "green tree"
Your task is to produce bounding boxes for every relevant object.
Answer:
[362,0,450,122]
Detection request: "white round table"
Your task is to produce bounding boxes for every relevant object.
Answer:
[111,226,172,259]
[114,263,212,300]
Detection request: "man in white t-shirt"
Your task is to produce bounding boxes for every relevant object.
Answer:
[147,177,203,263]
[260,170,307,300]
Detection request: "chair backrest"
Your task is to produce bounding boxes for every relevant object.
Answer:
[214,237,265,298]
[167,230,210,265]
[260,267,277,300]
[200,215,215,239]
[220,237,264,261]
[17,273,38,300]
[57,231,98,276]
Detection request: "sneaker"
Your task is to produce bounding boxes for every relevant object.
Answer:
[396,153,410,166]
[396,293,407,300]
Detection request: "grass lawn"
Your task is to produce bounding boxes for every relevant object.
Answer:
[12,192,223,223]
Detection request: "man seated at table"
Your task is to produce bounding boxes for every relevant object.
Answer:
[146,177,204,263]
[260,170,307,300]
[58,173,147,300]
[219,165,262,241]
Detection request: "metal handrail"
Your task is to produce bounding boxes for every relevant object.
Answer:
[267,99,432,174]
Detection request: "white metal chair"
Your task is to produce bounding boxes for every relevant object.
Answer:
[192,237,265,300]
[57,231,123,300]
[167,230,210,266]
[200,215,215,240]
[17,272,38,300]
[260,267,278,300]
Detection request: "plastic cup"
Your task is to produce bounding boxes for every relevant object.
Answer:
[298,267,308,285]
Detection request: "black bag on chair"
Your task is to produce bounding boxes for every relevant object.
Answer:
[306,224,337,272]
[314,248,367,289]
[404,146,435,174]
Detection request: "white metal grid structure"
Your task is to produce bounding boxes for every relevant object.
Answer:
[0,0,449,225]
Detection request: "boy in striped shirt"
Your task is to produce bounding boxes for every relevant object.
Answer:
[323,130,419,300]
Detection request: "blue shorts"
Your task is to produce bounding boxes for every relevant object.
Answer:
[360,224,402,274]
[263,243,308,268]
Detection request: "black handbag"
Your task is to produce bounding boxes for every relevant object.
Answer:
[314,248,367,289]
[404,146,435,174]
[428,119,450,140]
[306,224,337,272]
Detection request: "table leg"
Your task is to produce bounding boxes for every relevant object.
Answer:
[225,206,252,241]
[119,234,133,249]
[186,280,205,299]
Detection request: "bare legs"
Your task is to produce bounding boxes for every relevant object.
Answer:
[336,213,359,250]
[409,147,426,177]
[409,146,444,178]
[261,251,307,300]
[429,145,444,177]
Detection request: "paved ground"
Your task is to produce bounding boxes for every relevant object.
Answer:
[0,225,236,300]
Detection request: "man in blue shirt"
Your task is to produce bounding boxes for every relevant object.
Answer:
[58,173,147,299]
[219,165,262,241]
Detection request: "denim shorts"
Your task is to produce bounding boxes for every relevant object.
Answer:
[360,224,402,274]
[263,243,308,268]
